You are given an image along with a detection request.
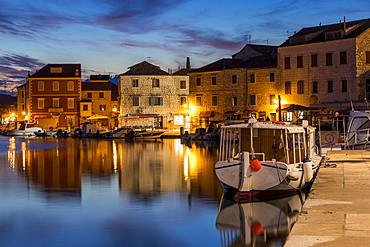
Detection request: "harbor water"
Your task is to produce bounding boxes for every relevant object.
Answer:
[0,136,305,247]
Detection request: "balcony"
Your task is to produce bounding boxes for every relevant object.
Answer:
[48,108,63,113]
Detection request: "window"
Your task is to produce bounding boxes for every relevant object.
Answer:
[285,81,291,94]
[180,80,186,89]
[270,73,275,82]
[196,77,201,86]
[297,80,304,94]
[232,97,237,106]
[67,98,74,109]
[211,77,217,85]
[38,81,44,91]
[270,95,277,105]
[232,75,237,84]
[37,98,44,109]
[297,56,303,68]
[366,51,370,64]
[196,96,202,106]
[312,81,318,93]
[152,78,160,87]
[311,54,318,67]
[367,79,370,92]
[52,98,59,108]
[67,81,74,91]
[284,57,291,69]
[180,97,187,106]
[132,97,139,106]
[50,67,62,73]
[53,81,59,91]
[326,53,333,65]
[340,51,347,64]
[250,95,256,105]
[99,105,106,111]
[250,74,255,83]
[132,79,139,87]
[83,105,88,111]
[211,96,218,106]
[99,92,104,98]
[328,80,333,93]
[342,80,347,92]
[174,115,184,125]
[87,92,92,98]
[149,97,163,106]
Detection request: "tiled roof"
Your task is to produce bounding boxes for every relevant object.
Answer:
[82,81,118,91]
[280,18,370,47]
[28,64,81,78]
[232,44,278,58]
[228,54,277,69]
[121,61,169,76]
[172,68,196,75]
[190,59,243,73]
[90,75,110,81]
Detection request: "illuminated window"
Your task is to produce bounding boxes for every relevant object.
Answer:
[67,98,74,109]
[38,81,44,91]
[174,115,184,125]
[52,98,59,108]
[53,81,59,91]
[67,81,74,91]
[99,105,106,111]
[38,98,44,109]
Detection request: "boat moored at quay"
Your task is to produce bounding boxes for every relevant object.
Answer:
[215,119,321,200]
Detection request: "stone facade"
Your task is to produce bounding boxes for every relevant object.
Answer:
[119,61,189,129]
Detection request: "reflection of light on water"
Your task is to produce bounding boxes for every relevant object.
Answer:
[174,139,183,154]
[113,140,117,172]
[7,137,16,169]
[183,154,189,181]
[21,142,26,170]
[186,146,199,179]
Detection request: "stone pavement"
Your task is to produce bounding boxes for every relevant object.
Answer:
[285,150,370,247]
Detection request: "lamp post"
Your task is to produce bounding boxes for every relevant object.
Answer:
[278,95,282,121]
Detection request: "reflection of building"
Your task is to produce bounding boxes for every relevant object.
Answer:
[117,140,223,200]
[118,61,190,129]
[80,75,119,130]
[24,64,82,130]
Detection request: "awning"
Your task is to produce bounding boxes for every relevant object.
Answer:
[282,104,310,111]
[87,115,108,120]
[224,110,237,116]
[118,113,139,119]
[199,111,214,118]
[276,104,293,111]
[136,114,159,118]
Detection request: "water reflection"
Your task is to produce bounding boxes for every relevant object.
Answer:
[5,137,224,202]
[216,192,306,247]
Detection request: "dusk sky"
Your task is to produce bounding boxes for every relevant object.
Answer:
[1,0,370,95]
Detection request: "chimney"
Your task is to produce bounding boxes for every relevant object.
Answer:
[344,16,347,31]
[186,57,191,69]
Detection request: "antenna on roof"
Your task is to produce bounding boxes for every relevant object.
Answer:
[147,57,151,63]
[263,39,269,45]
[244,34,251,44]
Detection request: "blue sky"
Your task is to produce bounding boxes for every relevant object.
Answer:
[1,0,370,95]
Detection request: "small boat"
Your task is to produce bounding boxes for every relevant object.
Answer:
[343,110,370,149]
[4,123,43,136]
[126,130,165,140]
[216,191,306,246]
[101,127,130,139]
[34,131,57,137]
[215,119,321,200]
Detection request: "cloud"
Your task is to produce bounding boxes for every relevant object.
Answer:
[0,52,45,95]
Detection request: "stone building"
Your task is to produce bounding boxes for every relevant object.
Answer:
[23,64,81,130]
[80,75,119,130]
[278,17,370,115]
[118,61,190,130]
[188,44,278,128]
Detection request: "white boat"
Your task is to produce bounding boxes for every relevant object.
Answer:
[343,110,370,149]
[126,130,165,140]
[215,119,321,200]
[216,192,306,246]
[5,123,43,136]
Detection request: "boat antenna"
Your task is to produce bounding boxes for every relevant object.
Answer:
[348,85,354,110]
